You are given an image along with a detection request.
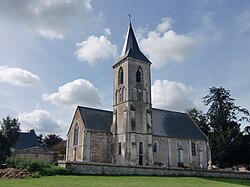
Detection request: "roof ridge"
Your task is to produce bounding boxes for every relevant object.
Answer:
[77,106,112,113]
[152,108,187,115]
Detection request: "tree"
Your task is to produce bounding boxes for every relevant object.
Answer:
[202,87,250,167]
[186,108,210,136]
[0,116,20,162]
[50,141,66,155]
[37,134,44,144]
[0,131,8,164]
[244,126,250,135]
[43,133,63,149]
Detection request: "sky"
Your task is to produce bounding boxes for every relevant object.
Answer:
[0,0,250,138]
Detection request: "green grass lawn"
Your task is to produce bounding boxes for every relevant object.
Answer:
[0,176,250,187]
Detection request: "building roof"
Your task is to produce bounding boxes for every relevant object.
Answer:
[75,106,207,140]
[78,106,113,132]
[152,108,207,140]
[119,22,151,63]
[13,130,40,150]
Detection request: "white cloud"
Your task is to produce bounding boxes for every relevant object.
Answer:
[75,35,117,64]
[104,28,111,36]
[0,0,93,39]
[0,66,40,86]
[38,29,64,40]
[138,17,194,69]
[18,109,67,135]
[42,79,102,107]
[152,80,198,112]
[156,17,172,33]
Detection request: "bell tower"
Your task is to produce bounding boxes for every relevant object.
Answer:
[111,21,153,166]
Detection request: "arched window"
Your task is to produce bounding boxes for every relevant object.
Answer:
[178,146,184,163]
[191,142,197,156]
[198,150,203,168]
[136,67,142,83]
[153,142,157,153]
[118,67,124,85]
[73,123,79,145]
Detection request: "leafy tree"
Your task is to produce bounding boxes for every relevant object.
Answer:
[232,132,250,167]
[0,131,8,164]
[50,141,66,155]
[0,116,20,162]
[202,87,250,167]
[43,133,63,149]
[1,116,20,147]
[38,134,44,144]
[244,126,250,135]
[186,108,210,136]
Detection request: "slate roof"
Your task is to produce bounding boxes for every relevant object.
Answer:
[13,130,40,150]
[152,108,207,140]
[76,106,207,141]
[119,22,151,63]
[78,106,113,132]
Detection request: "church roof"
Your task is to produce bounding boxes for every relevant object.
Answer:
[152,108,207,140]
[119,22,151,63]
[78,106,113,132]
[76,106,207,140]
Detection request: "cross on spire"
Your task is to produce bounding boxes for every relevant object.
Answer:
[120,16,151,63]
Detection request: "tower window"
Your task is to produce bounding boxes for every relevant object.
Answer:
[153,142,157,153]
[118,143,122,155]
[136,67,142,83]
[130,104,135,111]
[131,118,136,131]
[73,123,79,145]
[139,142,143,154]
[118,67,124,85]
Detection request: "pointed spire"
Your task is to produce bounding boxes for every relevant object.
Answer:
[120,18,150,63]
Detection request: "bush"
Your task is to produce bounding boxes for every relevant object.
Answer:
[39,165,70,176]
[31,172,41,178]
[6,157,49,172]
[6,157,70,176]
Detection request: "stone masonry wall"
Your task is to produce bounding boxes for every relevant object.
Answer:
[153,137,208,169]
[58,161,250,179]
[90,132,112,163]
[67,109,85,161]
[13,147,58,163]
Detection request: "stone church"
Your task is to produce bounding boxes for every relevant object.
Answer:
[66,22,211,169]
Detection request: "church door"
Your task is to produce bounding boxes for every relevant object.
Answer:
[139,142,143,165]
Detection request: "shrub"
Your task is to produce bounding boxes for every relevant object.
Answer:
[6,157,49,172]
[6,157,70,176]
[39,165,70,176]
[31,172,41,178]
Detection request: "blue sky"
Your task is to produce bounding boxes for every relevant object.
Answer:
[0,0,250,137]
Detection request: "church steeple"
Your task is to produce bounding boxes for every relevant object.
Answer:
[112,19,153,166]
[120,22,150,63]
